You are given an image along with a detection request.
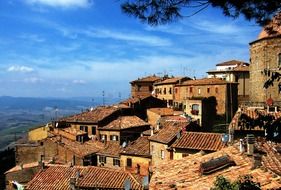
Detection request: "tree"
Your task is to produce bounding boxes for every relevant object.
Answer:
[121,0,281,26]
[211,175,261,190]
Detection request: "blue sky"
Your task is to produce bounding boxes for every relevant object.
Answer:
[0,0,261,99]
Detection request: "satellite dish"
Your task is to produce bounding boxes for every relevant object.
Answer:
[124,179,131,190]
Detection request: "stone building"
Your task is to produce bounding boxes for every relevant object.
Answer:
[120,136,151,176]
[153,77,190,107]
[249,14,281,104]
[130,75,162,98]
[98,115,150,145]
[174,78,238,123]
[207,60,250,103]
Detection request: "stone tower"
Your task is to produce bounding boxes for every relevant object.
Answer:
[249,14,281,104]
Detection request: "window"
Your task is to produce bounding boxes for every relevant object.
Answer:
[137,85,141,91]
[92,126,96,135]
[127,158,132,168]
[161,150,165,159]
[100,135,107,142]
[113,158,120,166]
[207,87,210,93]
[198,88,201,95]
[175,88,178,94]
[191,104,199,115]
[190,87,193,93]
[99,156,106,164]
[110,135,119,141]
[169,88,172,94]
[151,145,154,154]
[163,88,166,94]
[80,125,88,133]
[215,87,218,93]
[136,164,140,174]
[149,86,153,92]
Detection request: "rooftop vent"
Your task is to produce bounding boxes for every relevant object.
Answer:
[200,155,236,175]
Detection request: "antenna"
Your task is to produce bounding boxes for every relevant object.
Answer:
[102,90,105,106]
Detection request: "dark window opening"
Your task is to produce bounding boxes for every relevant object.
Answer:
[127,158,132,168]
[92,126,96,135]
[99,156,106,164]
[207,88,210,93]
[113,158,120,166]
[190,87,193,93]
[191,104,199,115]
[163,88,166,94]
[278,53,281,67]
[169,88,172,94]
[215,87,218,93]
[149,86,153,92]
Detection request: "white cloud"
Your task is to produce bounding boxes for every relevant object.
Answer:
[24,0,92,8]
[7,65,34,73]
[80,28,172,47]
[72,79,86,84]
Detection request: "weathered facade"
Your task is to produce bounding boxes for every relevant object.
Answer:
[207,60,250,103]
[130,75,162,98]
[153,77,190,107]
[249,18,281,104]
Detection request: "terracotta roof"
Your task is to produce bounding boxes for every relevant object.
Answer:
[232,64,249,72]
[62,128,87,136]
[256,139,281,176]
[59,106,119,123]
[130,75,162,83]
[154,77,190,85]
[120,95,154,105]
[258,13,281,40]
[121,137,151,157]
[5,162,44,174]
[179,78,235,86]
[149,121,184,144]
[147,108,174,116]
[149,145,281,189]
[216,60,249,67]
[160,115,189,122]
[97,141,122,157]
[46,135,104,157]
[26,165,142,190]
[171,132,226,151]
[100,116,149,131]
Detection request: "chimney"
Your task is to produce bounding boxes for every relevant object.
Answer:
[251,153,262,169]
[71,155,75,166]
[70,177,76,190]
[239,139,244,153]
[247,134,255,156]
[150,128,154,136]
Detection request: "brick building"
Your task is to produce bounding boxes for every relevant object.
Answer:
[207,60,250,103]
[120,136,151,176]
[249,14,281,104]
[174,78,238,123]
[98,116,150,145]
[153,77,190,107]
[130,75,162,98]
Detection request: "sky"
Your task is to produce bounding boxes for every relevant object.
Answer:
[0,0,262,99]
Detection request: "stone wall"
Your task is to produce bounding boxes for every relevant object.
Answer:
[249,37,281,103]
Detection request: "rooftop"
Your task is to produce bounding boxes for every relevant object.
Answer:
[100,116,149,131]
[171,132,226,151]
[97,141,122,157]
[258,13,281,40]
[59,106,119,123]
[121,136,151,157]
[179,78,235,86]
[150,145,281,189]
[61,128,87,136]
[149,121,185,144]
[26,165,142,190]
[46,135,104,157]
[216,60,249,67]
[130,75,162,84]
[147,108,174,116]
[154,77,190,85]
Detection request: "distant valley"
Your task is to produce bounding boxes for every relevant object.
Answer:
[0,96,118,150]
